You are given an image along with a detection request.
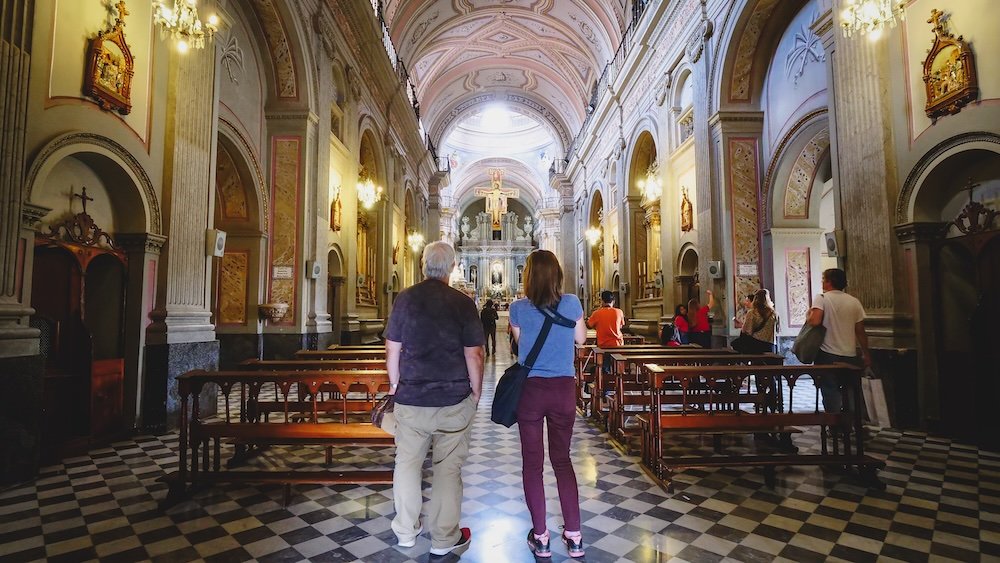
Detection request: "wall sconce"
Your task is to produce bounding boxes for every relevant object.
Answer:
[357,177,383,210]
[585,226,602,246]
[153,0,219,53]
[407,231,425,252]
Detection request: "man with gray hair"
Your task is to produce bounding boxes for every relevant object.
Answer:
[384,241,484,556]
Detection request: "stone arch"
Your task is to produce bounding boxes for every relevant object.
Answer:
[627,128,659,198]
[712,0,810,111]
[327,243,347,343]
[25,132,160,235]
[762,109,829,230]
[897,132,1000,224]
[218,119,269,233]
[676,244,701,305]
[245,0,316,110]
[431,91,571,153]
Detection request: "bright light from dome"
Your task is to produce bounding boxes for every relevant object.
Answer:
[480,106,511,132]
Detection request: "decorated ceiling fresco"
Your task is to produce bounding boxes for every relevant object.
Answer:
[383,0,625,146]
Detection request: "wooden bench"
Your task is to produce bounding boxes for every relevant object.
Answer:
[589,346,734,425]
[639,363,885,492]
[326,344,386,350]
[606,353,784,453]
[163,369,393,507]
[295,349,386,360]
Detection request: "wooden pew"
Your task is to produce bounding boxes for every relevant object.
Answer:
[240,358,387,371]
[295,349,386,360]
[589,346,735,425]
[639,363,885,492]
[606,353,784,452]
[326,344,385,350]
[574,343,694,415]
[164,369,394,507]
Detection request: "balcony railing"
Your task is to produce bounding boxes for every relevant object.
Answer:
[368,1,427,151]
[565,0,656,160]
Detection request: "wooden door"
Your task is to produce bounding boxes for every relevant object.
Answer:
[85,254,126,439]
[31,247,90,453]
[973,237,1000,450]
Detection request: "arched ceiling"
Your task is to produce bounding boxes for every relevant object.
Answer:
[383,0,625,146]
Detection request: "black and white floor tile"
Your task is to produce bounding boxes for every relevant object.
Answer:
[2,349,999,562]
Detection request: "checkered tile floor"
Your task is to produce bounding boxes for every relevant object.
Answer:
[2,349,999,562]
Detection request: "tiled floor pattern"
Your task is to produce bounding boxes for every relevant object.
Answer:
[1,348,999,562]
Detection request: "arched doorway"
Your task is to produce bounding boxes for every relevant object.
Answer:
[31,208,128,459]
[903,146,1000,450]
[627,130,660,304]
[588,190,605,309]
[676,245,700,306]
[327,246,346,344]
[356,130,382,314]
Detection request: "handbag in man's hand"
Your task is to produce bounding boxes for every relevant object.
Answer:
[372,394,396,436]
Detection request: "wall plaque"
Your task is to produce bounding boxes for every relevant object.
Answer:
[272,266,293,279]
[84,1,135,115]
[922,9,978,121]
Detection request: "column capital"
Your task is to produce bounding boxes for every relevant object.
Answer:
[117,232,167,255]
[21,203,50,229]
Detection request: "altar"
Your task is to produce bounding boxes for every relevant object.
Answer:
[453,168,537,303]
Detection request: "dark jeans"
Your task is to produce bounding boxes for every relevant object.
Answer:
[516,376,581,535]
[690,330,711,348]
[483,327,496,353]
[814,350,865,418]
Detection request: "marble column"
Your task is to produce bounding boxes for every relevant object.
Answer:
[0,0,42,486]
[144,45,220,432]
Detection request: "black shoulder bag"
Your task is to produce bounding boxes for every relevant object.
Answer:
[491,306,575,427]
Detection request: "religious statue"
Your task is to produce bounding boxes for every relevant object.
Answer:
[680,187,694,232]
[330,193,342,232]
[475,168,519,229]
[392,242,400,265]
[470,266,478,286]
[458,260,467,280]
[461,216,471,238]
[491,262,503,286]
[523,216,533,235]
[613,236,620,263]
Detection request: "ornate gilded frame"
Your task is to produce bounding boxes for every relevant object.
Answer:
[922,9,978,121]
[83,2,134,115]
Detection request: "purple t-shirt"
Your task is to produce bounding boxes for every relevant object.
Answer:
[383,279,485,407]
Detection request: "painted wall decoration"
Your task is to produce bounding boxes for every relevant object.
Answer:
[216,145,249,221]
[219,251,249,325]
[785,248,811,328]
[922,9,978,120]
[783,129,829,219]
[729,138,763,304]
[248,0,297,98]
[730,0,781,102]
[83,1,134,115]
[268,138,300,323]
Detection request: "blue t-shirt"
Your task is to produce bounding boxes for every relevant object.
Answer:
[509,295,583,378]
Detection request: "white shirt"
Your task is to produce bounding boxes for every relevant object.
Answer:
[813,290,866,357]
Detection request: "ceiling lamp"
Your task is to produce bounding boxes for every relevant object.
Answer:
[407,231,425,252]
[357,177,383,210]
[840,0,906,40]
[585,226,602,246]
[153,0,219,53]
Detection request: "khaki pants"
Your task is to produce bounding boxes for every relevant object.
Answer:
[391,395,477,550]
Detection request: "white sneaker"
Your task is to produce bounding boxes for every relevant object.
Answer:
[397,523,423,548]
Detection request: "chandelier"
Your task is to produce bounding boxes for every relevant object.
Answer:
[153,0,219,53]
[840,0,906,40]
[357,177,383,210]
[407,231,425,252]
[585,226,602,246]
[637,173,662,204]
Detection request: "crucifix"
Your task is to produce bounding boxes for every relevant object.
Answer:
[963,177,980,203]
[474,168,519,229]
[73,186,95,215]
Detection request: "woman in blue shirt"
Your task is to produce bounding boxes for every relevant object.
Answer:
[509,250,587,559]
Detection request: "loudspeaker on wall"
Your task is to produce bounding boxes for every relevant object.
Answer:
[824,230,846,258]
[206,229,226,257]
[708,260,724,279]
[305,260,322,279]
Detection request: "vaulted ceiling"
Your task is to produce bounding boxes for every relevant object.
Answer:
[383,0,625,150]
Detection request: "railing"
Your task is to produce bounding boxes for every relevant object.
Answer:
[565,0,657,160]
[367,1,428,152]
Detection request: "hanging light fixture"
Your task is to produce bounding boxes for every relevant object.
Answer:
[637,173,662,204]
[407,231,425,252]
[840,0,906,40]
[357,177,383,210]
[153,0,219,53]
[585,226,602,246]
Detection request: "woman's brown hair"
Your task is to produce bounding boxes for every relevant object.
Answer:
[523,250,563,309]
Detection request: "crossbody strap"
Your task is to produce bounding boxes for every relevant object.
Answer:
[524,312,555,369]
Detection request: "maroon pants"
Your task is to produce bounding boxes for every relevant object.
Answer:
[516,376,581,534]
